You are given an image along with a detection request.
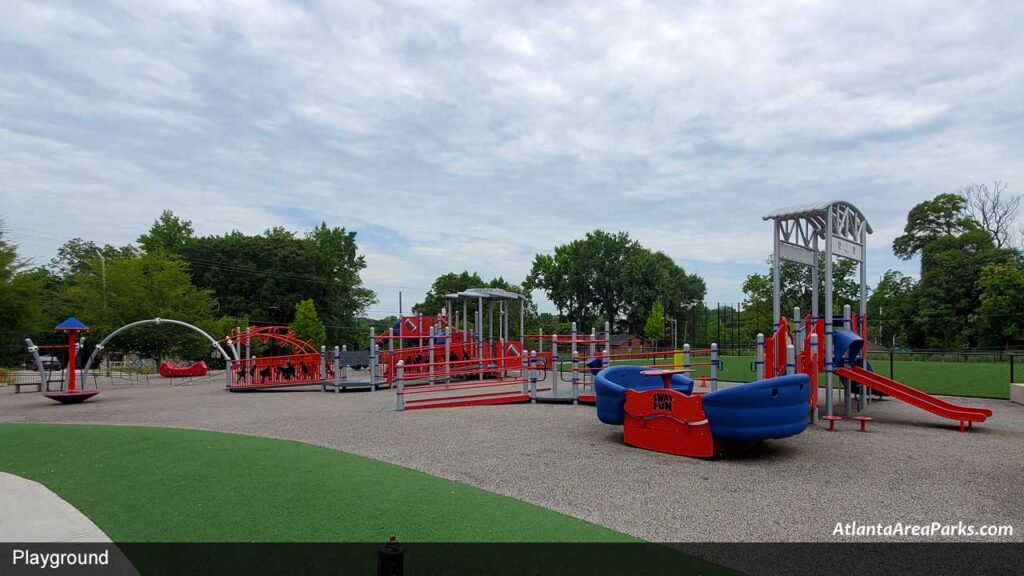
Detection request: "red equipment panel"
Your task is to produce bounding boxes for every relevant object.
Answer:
[229,352,323,390]
[623,389,715,458]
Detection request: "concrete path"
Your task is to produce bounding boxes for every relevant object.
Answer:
[0,472,110,543]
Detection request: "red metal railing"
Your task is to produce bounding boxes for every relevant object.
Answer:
[229,352,323,390]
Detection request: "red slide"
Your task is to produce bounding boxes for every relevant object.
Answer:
[836,366,992,428]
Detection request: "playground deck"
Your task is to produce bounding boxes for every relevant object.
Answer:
[0,375,1020,551]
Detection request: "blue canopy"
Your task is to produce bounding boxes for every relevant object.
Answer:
[55,317,89,331]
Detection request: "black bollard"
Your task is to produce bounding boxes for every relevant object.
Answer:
[377,535,405,576]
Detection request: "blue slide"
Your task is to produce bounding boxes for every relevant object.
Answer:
[833,327,879,395]
[596,366,810,442]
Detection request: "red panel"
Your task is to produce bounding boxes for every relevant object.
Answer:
[403,394,531,410]
[230,352,322,390]
[622,389,715,458]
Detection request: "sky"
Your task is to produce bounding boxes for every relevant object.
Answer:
[1,0,1022,317]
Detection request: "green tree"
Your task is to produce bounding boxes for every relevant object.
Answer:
[644,300,665,342]
[414,271,486,316]
[185,223,376,346]
[527,230,705,332]
[526,230,636,324]
[290,299,326,349]
[305,222,377,344]
[0,225,50,364]
[909,230,1015,347]
[975,262,1024,347]
[138,210,196,257]
[414,272,538,340]
[741,254,860,335]
[620,249,705,334]
[49,238,138,279]
[892,193,976,260]
[352,315,398,349]
[867,270,917,347]
[63,252,218,362]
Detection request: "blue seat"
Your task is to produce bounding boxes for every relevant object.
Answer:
[700,374,811,441]
[595,365,693,425]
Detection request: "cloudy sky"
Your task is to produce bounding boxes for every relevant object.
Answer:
[1,1,1022,316]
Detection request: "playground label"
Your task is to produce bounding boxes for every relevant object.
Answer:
[779,242,815,266]
[830,236,863,261]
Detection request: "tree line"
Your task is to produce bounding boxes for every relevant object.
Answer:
[741,181,1024,350]
[2,181,1020,368]
[0,211,375,365]
[869,183,1024,349]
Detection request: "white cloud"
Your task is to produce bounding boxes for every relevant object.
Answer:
[1,0,1022,313]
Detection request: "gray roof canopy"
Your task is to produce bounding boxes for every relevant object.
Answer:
[763,200,873,235]
[443,288,523,303]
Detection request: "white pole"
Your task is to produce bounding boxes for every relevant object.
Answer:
[445,327,452,384]
[710,343,719,391]
[793,306,803,356]
[810,332,819,423]
[395,360,405,411]
[825,206,835,418]
[843,303,852,415]
[529,350,538,402]
[773,219,781,332]
[551,333,558,398]
[571,321,579,404]
[428,326,435,385]
[860,226,869,411]
[604,321,611,370]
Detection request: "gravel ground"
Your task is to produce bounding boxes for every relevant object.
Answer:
[1,374,1021,545]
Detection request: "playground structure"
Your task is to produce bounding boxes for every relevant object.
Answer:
[75,318,239,392]
[596,366,811,457]
[223,325,327,391]
[376,289,532,386]
[14,201,994,436]
[24,317,100,404]
[761,201,991,431]
[595,200,992,459]
[393,315,723,411]
[388,288,549,410]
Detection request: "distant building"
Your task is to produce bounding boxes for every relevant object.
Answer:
[609,334,649,352]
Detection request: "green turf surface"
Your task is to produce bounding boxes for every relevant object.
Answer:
[0,424,737,575]
[0,423,631,543]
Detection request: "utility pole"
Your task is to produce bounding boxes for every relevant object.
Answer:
[95,249,107,319]
[878,306,884,345]
[669,318,678,350]
[96,249,107,376]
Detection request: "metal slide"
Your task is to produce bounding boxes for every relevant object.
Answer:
[836,366,992,429]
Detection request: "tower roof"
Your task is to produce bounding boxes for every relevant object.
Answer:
[55,317,90,331]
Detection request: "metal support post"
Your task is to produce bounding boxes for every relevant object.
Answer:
[710,343,719,391]
[755,334,765,380]
[395,361,405,411]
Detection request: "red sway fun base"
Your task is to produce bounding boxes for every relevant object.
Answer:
[620,369,755,458]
